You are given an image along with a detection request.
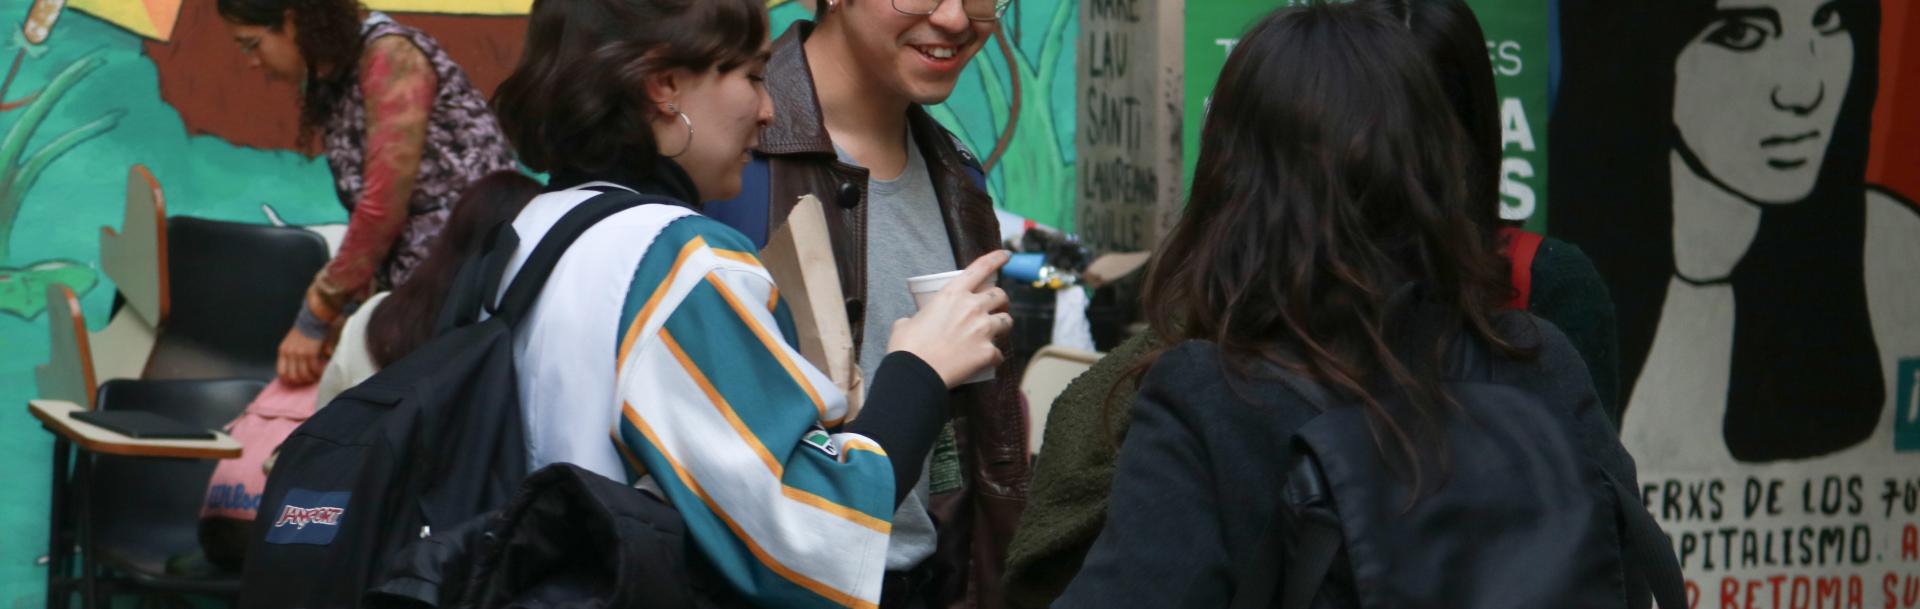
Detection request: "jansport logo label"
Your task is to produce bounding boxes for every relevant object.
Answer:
[273,505,345,529]
[264,489,350,546]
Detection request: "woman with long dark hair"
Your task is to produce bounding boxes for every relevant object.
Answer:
[1052,3,1647,606]
[1372,0,1620,420]
[1551,0,1918,465]
[218,0,517,386]
[1003,2,1622,605]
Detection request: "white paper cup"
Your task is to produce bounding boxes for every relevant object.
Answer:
[907,269,996,385]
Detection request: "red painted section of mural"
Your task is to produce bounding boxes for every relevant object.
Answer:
[142,0,525,152]
[1869,0,1918,204]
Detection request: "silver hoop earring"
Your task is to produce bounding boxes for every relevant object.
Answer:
[664,102,695,158]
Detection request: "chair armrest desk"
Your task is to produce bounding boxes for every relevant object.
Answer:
[28,399,240,609]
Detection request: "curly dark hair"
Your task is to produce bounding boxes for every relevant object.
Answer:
[218,0,366,142]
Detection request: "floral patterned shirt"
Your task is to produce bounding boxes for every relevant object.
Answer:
[313,12,515,316]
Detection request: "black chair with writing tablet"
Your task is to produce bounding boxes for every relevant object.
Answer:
[32,286,256,609]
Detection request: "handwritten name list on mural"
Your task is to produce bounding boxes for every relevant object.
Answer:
[1643,471,1920,609]
[1076,0,1181,252]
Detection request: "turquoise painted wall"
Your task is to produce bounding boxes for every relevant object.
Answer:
[0,1,341,603]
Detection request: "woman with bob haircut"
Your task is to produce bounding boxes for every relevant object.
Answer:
[1004,1,1625,605]
[489,1,1012,608]
[1052,3,1647,606]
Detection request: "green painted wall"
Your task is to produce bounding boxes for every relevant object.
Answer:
[0,1,341,603]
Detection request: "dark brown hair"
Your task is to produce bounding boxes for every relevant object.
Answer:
[364,171,541,367]
[492,0,767,178]
[1137,2,1519,491]
[1365,0,1503,229]
[217,0,366,142]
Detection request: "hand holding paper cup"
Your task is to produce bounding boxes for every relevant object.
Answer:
[887,251,1013,388]
[907,270,968,309]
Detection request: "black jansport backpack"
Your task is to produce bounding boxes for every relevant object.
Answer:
[241,191,664,608]
[1230,333,1688,609]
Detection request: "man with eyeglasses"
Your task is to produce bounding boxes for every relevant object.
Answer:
[705,1,1025,608]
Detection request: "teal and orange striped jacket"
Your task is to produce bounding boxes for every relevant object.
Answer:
[504,184,910,609]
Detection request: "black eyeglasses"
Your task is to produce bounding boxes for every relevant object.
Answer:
[892,0,1011,22]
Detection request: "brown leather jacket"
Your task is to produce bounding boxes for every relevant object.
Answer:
[755,22,1030,609]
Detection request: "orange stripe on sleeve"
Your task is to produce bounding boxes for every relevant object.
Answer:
[780,487,892,534]
[705,274,840,427]
[711,248,764,269]
[619,405,880,609]
[617,236,709,367]
[659,329,785,477]
[657,329,891,535]
[611,429,648,478]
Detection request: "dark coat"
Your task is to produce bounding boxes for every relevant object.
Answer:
[1050,315,1641,608]
[1004,238,1624,608]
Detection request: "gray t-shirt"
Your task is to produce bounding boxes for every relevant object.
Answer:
[845,132,952,571]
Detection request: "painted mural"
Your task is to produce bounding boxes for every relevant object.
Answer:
[6,0,1916,605]
[1552,0,1920,604]
[0,1,119,319]
[0,0,1080,604]
[0,4,318,605]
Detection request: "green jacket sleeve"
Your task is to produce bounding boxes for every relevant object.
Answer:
[1002,332,1159,609]
[1528,237,1623,431]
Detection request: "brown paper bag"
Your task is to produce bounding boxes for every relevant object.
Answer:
[760,195,865,416]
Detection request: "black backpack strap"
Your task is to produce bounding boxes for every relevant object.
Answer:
[436,221,521,335]
[1606,468,1688,609]
[1233,456,1342,609]
[492,190,670,326]
[1279,515,1341,609]
[1232,371,1342,609]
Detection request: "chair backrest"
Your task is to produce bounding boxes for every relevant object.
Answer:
[88,378,265,571]
[35,284,98,409]
[101,165,169,328]
[1019,345,1102,455]
[92,165,169,382]
[143,217,329,381]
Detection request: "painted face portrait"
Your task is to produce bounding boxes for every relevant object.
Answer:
[1553,0,1898,466]
[1672,0,1855,204]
